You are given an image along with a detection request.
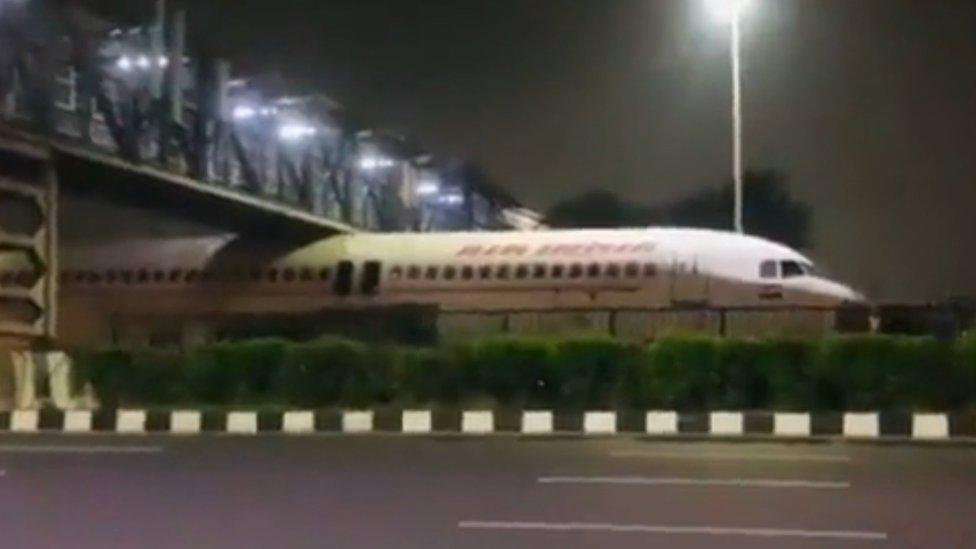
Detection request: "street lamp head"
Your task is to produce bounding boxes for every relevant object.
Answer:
[706,0,754,23]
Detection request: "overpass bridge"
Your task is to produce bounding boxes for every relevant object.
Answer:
[0,1,541,344]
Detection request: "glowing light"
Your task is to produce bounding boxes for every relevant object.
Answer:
[416,180,440,196]
[437,193,464,205]
[116,56,133,71]
[358,155,396,171]
[157,55,170,68]
[232,105,257,120]
[705,0,754,23]
[278,123,318,141]
[136,55,151,70]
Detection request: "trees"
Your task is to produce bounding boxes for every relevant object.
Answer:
[544,170,813,250]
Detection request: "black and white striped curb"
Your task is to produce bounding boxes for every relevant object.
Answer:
[0,409,973,441]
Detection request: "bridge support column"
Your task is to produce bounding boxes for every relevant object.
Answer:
[0,132,58,348]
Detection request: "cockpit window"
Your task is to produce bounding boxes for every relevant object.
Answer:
[759,260,778,279]
[781,260,806,278]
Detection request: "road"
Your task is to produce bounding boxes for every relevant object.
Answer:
[0,435,973,548]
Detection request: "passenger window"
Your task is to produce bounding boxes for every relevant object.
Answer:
[425,266,438,280]
[87,272,102,284]
[169,269,182,283]
[389,266,403,280]
[760,260,778,279]
[137,269,150,283]
[586,263,600,278]
[153,270,165,283]
[185,270,200,283]
[319,267,332,281]
[568,263,583,279]
[283,268,296,282]
[605,264,620,278]
[532,264,546,279]
[121,270,134,284]
[624,262,639,277]
[781,261,804,278]
[299,268,313,282]
[443,266,457,280]
[267,268,279,283]
[643,263,657,277]
[551,264,565,279]
[478,265,492,279]
[496,265,510,279]
[407,265,421,279]
[461,266,474,280]
[106,270,118,284]
[515,264,529,279]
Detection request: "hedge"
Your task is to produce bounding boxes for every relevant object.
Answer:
[69,333,976,411]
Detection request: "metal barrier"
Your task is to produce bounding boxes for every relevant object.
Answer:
[438,304,973,341]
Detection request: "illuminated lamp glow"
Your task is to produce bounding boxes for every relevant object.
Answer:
[136,55,151,70]
[278,123,318,141]
[437,193,464,205]
[116,56,133,71]
[358,155,396,171]
[416,180,440,196]
[232,105,258,120]
[705,0,754,23]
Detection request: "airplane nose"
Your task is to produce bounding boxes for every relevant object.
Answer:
[835,283,867,305]
[814,279,867,305]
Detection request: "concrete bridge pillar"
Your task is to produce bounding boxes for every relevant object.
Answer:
[0,130,58,346]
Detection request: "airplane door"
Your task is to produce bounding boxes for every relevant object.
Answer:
[361,261,381,296]
[334,261,354,296]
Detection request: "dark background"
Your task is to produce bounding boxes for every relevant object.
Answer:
[76,0,976,301]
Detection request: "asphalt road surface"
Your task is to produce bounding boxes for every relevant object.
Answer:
[0,434,973,548]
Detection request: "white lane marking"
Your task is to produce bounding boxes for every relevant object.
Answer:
[0,445,163,454]
[610,450,851,463]
[538,476,849,489]
[458,521,887,541]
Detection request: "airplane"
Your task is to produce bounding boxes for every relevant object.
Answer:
[1,227,866,345]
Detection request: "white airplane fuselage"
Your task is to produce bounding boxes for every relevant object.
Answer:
[19,227,863,345]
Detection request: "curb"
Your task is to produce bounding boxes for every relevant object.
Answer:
[0,409,973,442]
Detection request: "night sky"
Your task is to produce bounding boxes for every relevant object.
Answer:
[89,0,976,301]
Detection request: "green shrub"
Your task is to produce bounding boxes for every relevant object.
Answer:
[552,337,637,408]
[462,337,556,406]
[760,339,817,410]
[276,338,391,407]
[814,336,956,411]
[637,337,719,410]
[180,338,289,405]
[66,333,976,411]
[72,348,132,408]
[396,347,463,404]
[955,332,976,408]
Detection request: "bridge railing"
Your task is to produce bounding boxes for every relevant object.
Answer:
[0,4,527,233]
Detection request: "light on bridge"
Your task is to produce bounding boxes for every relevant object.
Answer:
[277,123,318,142]
[358,155,396,171]
[115,54,170,72]
[416,180,440,196]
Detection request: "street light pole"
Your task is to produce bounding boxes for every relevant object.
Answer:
[731,10,744,234]
[707,0,752,234]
